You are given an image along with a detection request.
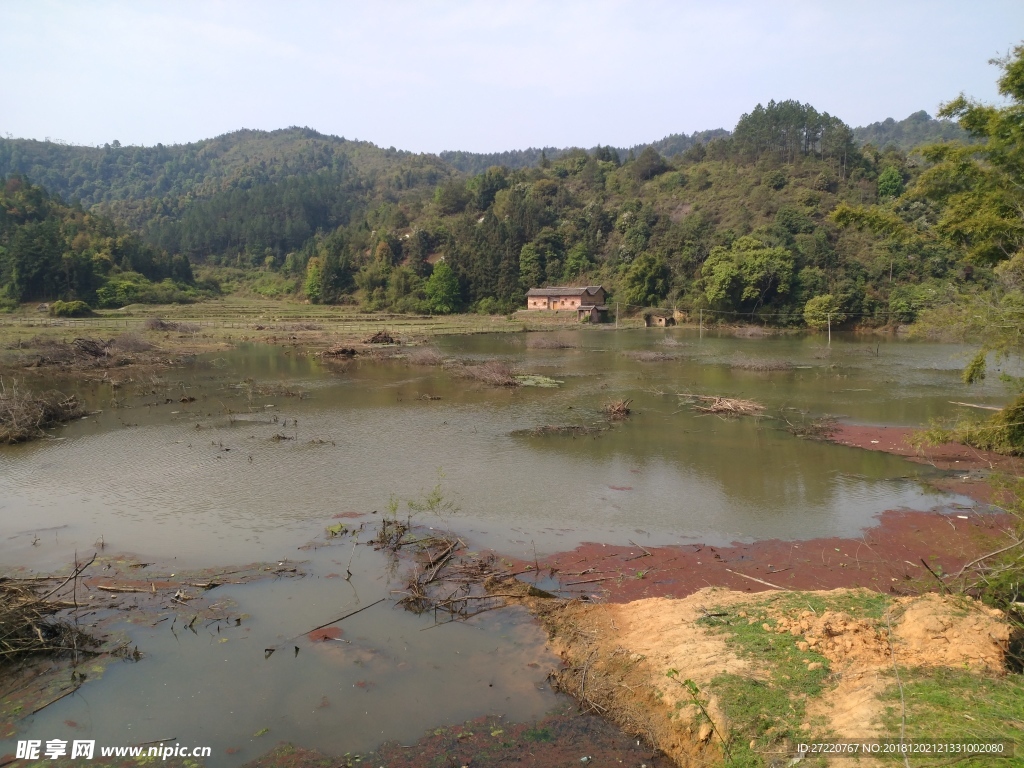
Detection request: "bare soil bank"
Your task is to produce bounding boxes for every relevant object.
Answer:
[526,587,1011,767]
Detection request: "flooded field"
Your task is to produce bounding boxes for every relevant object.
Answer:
[0,328,1014,765]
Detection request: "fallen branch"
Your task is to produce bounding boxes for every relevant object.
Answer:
[297,597,385,638]
[723,568,788,590]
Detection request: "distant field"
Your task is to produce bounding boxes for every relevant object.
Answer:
[0,298,646,351]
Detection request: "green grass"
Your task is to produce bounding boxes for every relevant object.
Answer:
[879,667,1024,767]
[694,591,893,767]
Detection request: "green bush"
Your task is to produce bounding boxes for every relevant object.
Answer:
[49,300,94,317]
[95,274,197,308]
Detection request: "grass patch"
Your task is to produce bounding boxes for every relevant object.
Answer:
[696,595,842,765]
[880,667,1024,766]
[915,394,1024,456]
[778,590,892,620]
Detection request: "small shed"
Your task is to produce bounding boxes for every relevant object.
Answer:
[577,304,609,323]
[644,310,676,327]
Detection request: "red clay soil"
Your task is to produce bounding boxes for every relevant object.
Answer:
[521,507,1015,604]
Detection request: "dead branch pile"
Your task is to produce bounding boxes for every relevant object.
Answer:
[0,559,96,666]
[458,360,519,387]
[680,393,764,415]
[364,330,397,344]
[372,517,559,625]
[144,318,200,333]
[602,399,633,420]
[0,384,85,443]
[622,350,676,362]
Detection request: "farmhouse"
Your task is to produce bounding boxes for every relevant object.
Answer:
[525,286,608,322]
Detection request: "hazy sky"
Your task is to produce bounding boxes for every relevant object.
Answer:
[2,1,1021,152]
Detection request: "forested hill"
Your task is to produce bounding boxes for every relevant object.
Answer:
[0,100,987,326]
[852,111,970,151]
[0,127,453,210]
[438,113,963,175]
[439,129,732,175]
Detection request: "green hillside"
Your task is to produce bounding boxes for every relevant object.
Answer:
[853,110,972,151]
[0,97,1005,327]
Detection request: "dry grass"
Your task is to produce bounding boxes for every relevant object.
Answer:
[730,356,793,372]
[144,318,200,333]
[406,347,446,366]
[458,360,519,387]
[0,382,85,443]
[681,394,764,415]
[526,336,579,349]
[602,399,633,420]
[108,332,154,353]
[622,350,677,362]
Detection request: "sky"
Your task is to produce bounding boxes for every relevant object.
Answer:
[2,1,1022,153]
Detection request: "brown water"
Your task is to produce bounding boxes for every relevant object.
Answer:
[0,329,1012,764]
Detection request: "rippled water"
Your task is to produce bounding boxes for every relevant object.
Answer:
[0,329,1011,764]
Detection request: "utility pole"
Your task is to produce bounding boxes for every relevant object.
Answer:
[699,309,703,340]
[827,313,831,346]
[615,302,619,329]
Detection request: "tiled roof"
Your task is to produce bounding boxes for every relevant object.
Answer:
[525,286,604,297]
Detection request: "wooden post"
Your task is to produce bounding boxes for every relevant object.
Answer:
[615,302,619,329]
[827,313,831,346]
[699,309,703,339]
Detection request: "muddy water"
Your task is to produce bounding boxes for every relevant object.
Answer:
[0,329,1012,764]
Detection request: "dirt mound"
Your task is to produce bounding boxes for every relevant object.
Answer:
[892,593,1010,671]
[537,588,1012,767]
